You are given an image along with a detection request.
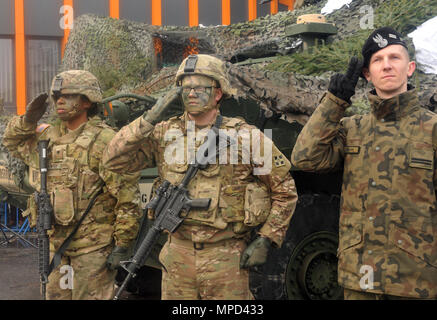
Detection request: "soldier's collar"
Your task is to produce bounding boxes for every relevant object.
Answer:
[59,120,87,135]
[368,86,419,121]
[181,110,222,133]
[51,121,87,147]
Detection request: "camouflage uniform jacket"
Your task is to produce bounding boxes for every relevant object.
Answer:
[103,113,297,247]
[2,115,141,256]
[291,89,437,299]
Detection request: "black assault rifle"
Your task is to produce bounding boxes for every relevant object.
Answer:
[34,140,53,300]
[114,116,234,300]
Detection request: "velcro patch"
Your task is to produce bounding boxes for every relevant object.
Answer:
[344,146,360,154]
[410,157,433,170]
[410,147,434,170]
[274,154,286,168]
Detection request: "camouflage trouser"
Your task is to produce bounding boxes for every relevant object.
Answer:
[343,288,423,300]
[46,245,117,300]
[159,235,254,300]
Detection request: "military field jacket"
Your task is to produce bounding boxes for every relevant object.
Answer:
[291,89,437,299]
[103,113,297,247]
[2,116,141,256]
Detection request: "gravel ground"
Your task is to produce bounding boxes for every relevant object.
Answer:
[0,232,160,300]
[0,233,40,300]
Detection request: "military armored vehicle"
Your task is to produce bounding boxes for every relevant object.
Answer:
[1,0,436,300]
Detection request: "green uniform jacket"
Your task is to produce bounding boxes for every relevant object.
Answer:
[2,115,141,256]
[291,89,437,298]
[103,113,297,247]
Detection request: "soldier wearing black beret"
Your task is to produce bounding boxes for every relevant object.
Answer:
[361,27,409,70]
[292,26,437,300]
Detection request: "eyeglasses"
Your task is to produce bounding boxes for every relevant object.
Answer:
[181,86,217,94]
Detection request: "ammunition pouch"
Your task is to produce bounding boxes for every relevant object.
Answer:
[164,161,271,233]
[32,126,103,227]
[220,182,271,234]
[187,164,221,225]
[243,182,271,226]
[219,183,247,234]
[46,155,79,227]
[52,187,75,226]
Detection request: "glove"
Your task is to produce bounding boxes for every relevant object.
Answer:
[239,236,271,269]
[106,246,131,271]
[328,57,363,104]
[24,92,49,124]
[143,87,182,125]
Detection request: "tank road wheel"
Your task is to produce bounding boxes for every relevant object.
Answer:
[249,193,343,300]
[288,231,342,299]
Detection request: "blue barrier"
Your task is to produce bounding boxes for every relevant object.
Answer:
[0,201,35,235]
[0,201,37,248]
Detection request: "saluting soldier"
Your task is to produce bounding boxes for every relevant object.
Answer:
[2,70,141,300]
[291,27,437,300]
[103,54,298,300]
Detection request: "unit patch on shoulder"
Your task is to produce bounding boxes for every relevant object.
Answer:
[36,123,50,134]
[274,154,286,168]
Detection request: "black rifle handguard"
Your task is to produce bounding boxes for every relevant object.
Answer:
[36,140,53,300]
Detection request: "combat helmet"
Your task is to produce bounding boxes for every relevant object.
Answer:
[175,54,236,98]
[50,70,102,103]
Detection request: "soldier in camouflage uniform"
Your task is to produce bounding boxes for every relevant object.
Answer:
[291,27,437,299]
[103,54,297,300]
[2,70,141,300]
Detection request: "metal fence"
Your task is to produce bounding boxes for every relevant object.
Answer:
[0,201,36,248]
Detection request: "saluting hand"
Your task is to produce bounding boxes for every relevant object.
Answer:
[24,92,49,124]
[143,86,183,125]
[328,57,363,104]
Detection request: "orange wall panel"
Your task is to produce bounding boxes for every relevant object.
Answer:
[152,0,162,25]
[61,0,74,58]
[109,0,120,19]
[221,0,230,25]
[188,0,199,27]
[15,0,26,115]
[270,0,278,14]
[279,0,295,10]
[248,0,257,21]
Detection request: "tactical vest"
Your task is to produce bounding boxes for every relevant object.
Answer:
[159,116,271,233]
[28,123,108,226]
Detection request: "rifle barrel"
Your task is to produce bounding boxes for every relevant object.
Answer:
[113,225,161,300]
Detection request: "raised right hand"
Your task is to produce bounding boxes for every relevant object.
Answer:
[143,87,182,125]
[328,57,363,104]
[24,92,49,124]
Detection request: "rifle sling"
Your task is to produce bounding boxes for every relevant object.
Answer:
[48,186,104,275]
